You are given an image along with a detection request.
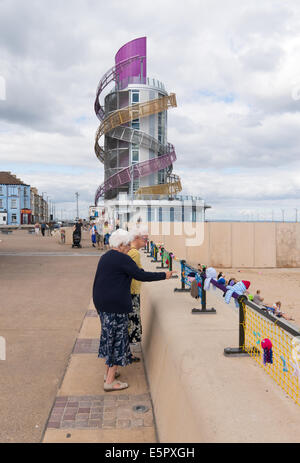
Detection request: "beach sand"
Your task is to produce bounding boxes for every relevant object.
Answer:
[215,267,300,325]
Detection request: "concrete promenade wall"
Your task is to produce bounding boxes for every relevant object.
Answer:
[140,254,300,443]
[148,222,300,268]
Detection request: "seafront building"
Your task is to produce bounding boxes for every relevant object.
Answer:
[0,171,48,225]
[93,37,209,227]
[0,171,31,225]
[30,187,49,224]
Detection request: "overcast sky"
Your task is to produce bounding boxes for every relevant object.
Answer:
[1,0,300,220]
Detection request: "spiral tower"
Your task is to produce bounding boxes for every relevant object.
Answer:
[93,37,182,205]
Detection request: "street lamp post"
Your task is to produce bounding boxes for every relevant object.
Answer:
[75,192,79,220]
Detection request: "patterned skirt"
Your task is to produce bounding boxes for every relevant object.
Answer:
[98,312,133,367]
[128,294,142,344]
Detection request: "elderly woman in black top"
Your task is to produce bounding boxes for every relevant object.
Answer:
[93,229,175,391]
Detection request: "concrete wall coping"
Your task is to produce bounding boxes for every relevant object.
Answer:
[140,253,300,443]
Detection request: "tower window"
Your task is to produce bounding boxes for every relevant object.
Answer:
[133,179,140,192]
[170,207,174,222]
[131,118,140,130]
[158,170,165,184]
[159,207,162,222]
[131,91,139,104]
[131,144,139,164]
[158,111,165,144]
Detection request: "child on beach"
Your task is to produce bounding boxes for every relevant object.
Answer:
[273,301,294,321]
[263,301,294,321]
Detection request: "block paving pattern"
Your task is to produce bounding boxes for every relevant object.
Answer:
[86,310,98,318]
[73,337,142,355]
[45,305,153,436]
[73,338,99,354]
[47,394,153,430]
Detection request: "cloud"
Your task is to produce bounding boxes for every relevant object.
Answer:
[1,0,300,220]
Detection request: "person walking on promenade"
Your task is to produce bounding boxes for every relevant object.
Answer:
[90,222,97,248]
[34,222,40,236]
[93,229,175,392]
[127,225,149,362]
[73,219,83,247]
[103,221,111,250]
[73,219,83,237]
[41,222,46,236]
[96,218,104,250]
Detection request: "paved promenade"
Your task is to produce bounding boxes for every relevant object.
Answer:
[4,230,300,443]
[42,303,156,443]
[0,230,156,443]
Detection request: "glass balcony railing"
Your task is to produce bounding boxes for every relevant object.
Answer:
[115,76,166,92]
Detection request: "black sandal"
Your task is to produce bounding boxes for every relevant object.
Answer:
[131,356,140,362]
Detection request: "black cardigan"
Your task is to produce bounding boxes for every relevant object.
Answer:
[93,249,166,314]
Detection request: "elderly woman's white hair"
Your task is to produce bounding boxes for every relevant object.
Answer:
[109,229,131,248]
[128,225,149,242]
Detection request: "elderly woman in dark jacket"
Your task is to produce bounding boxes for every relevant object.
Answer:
[93,229,174,391]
